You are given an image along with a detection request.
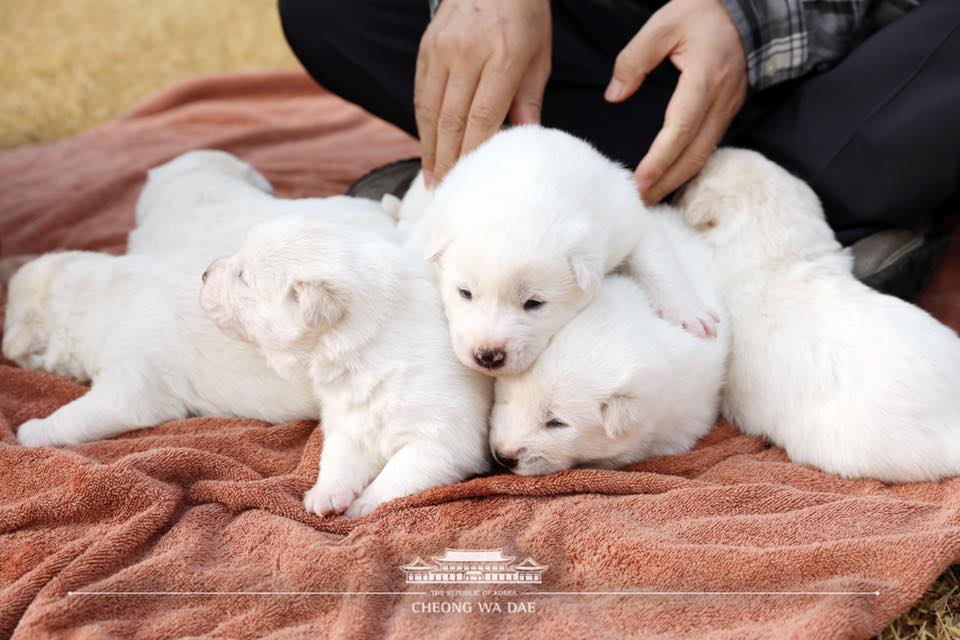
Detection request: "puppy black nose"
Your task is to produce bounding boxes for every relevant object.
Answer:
[493,451,518,470]
[473,348,506,369]
[201,269,209,284]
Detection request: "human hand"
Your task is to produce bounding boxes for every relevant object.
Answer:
[415,0,552,187]
[605,0,747,204]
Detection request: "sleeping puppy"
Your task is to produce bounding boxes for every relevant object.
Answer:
[489,211,727,475]
[3,251,318,447]
[129,150,399,255]
[200,214,492,516]
[679,148,960,482]
[406,125,718,378]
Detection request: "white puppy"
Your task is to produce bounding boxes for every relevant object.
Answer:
[407,126,718,378]
[200,214,492,516]
[489,210,727,475]
[679,148,960,482]
[129,150,400,255]
[3,251,318,447]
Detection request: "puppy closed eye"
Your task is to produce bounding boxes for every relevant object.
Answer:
[458,287,472,301]
[545,418,568,429]
[523,299,544,311]
[237,270,248,286]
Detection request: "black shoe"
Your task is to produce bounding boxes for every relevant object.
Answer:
[346,158,421,202]
[852,227,948,302]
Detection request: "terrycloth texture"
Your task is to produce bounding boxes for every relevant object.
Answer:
[1,70,959,640]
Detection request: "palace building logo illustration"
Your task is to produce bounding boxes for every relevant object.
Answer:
[400,548,547,584]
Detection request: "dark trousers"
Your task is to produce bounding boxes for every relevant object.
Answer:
[278,0,960,244]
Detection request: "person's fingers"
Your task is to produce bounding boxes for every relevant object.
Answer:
[414,47,448,187]
[641,98,728,204]
[460,63,521,158]
[507,58,549,126]
[605,17,673,103]
[433,65,482,181]
[634,69,711,195]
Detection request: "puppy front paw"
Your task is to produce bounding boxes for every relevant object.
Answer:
[303,482,361,517]
[17,418,63,448]
[344,491,385,518]
[655,300,720,339]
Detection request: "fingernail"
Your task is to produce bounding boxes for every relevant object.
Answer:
[423,169,435,189]
[605,79,625,102]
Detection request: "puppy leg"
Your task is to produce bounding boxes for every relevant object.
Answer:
[17,370,178,447]
[303,428,381,517]
[345,442,470,517]
[628,222,719,338]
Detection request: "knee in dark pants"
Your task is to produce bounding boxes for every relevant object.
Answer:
[278,0,344,67]
[276,0,426,135]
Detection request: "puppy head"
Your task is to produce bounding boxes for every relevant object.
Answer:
[676,148,837,260]
[2,253,78,369]
[486,284,636,476]
[488,275,706,476]
[200,214,386,371]
[419,126,651,377]
[489,363,649,476]
[426,216,602,377]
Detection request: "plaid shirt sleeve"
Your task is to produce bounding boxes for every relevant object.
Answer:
[719,0,872,90]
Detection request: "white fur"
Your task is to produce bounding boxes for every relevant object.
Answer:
[129,150,400,254]
[382,171,434,240]
[200,214,492,516]
[490,209,728,475]
[3,251,318,447]
[679,148,960,482]
[406,126,718,378]
[395,170,434,235]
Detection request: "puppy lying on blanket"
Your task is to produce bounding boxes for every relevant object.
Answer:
[3,251,318,447]
[200,214,492,517]
[406,126,718,378]
[489,211,728,475]
[680,148,960,482]
[5,150,401,447]
[129,150,400,254]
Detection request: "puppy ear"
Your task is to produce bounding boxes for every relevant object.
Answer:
[568,250,603,292]
[291,280,345,329]
[422,224,452,263]
[681,187,719,230]
[600,395,641,439]
[0,311,42,362]
[1,324,31,361]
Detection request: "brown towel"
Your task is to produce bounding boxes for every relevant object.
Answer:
[1,70,959,640]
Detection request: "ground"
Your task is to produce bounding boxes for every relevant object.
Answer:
[0,0,296,149]
[0,1,955,637]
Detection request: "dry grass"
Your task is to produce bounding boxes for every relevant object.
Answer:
[881,567,960,640]
[0,0,296,149]
[0,2,957,638]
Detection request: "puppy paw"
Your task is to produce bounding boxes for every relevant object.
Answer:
[344,492,384,518]
[302,482,360,517]
[655,302,720,339]
[17,418,63,448]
